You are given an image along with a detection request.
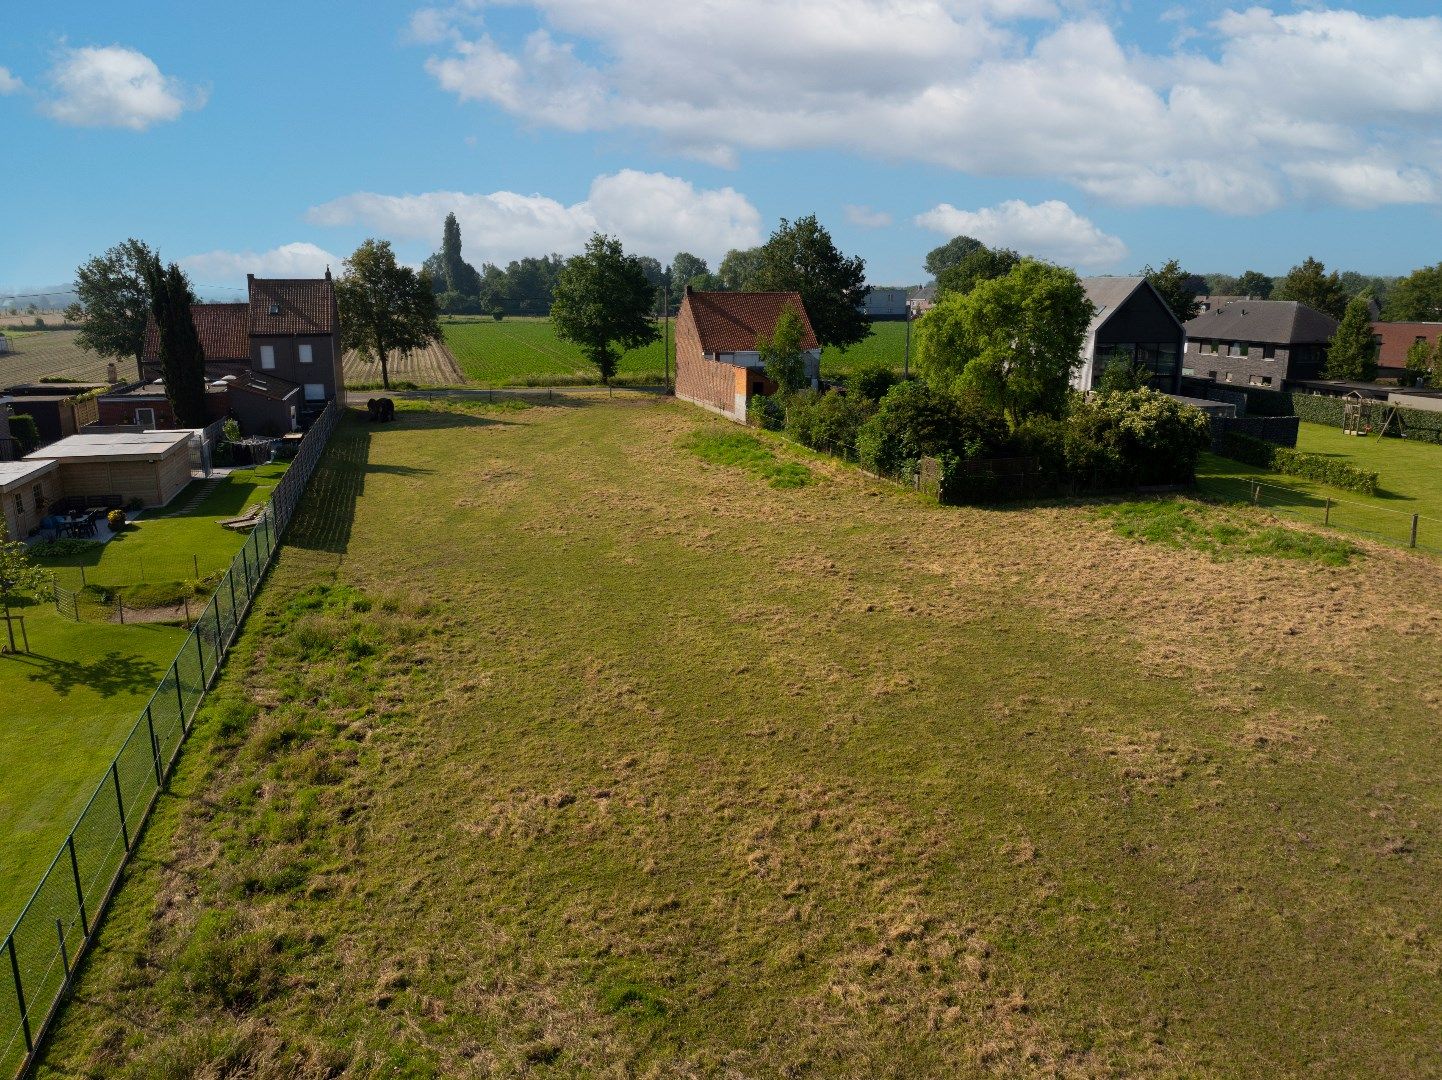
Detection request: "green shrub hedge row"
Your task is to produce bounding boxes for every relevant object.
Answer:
[1218,431,1379,495]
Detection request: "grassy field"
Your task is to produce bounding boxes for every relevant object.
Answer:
[0,329,112,385]
[820,319,909,380]
[1198,420,1442,551]
[0,465,285,926]
[443,317,670,386]
[33,399,1442,1076]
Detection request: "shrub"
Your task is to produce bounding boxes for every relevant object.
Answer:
[1064,389,1211,488]
[783,390,874,456]
[106,508,126,531]
[855,380,1006,477]
[8,414,39,454]
[746,394,785,430]
[1217,431,1379,495]
[848,363,897,402]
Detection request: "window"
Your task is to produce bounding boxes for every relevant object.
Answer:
[135,407,155,427]
[260,345,275,370]
[1224,372,1234,382]
[31,484,44,514]
[1262,345,1276,360]
[304,383,327,402]
[1209,340,1220,353]
[298,343,313,364]
[1229,342,1246,357]
[13,493,23,517]
[1261,376,1273,386]
[269,302,281,316]
[1207,370,1217,380]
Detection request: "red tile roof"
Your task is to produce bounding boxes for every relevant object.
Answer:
[682,290,819,353]
[248,275,336,335]
[142,302,249,362]
[1372,321,1442,365]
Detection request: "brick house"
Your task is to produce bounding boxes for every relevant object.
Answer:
[1371,321,1442,383]
[116,270,343,436]
[1183,300,1338,389]
[674,288,821,422]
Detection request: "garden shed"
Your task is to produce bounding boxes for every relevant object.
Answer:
[24,430,193,509]
[0,459,61,539]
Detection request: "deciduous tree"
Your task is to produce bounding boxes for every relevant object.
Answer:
[923,235,985,279]
[549,234,659,384]
[669,252,709,289]
[1274,257,1349,319]
[718,246,765,291]
[1404,338,1439,386]
[337,239,443,391]
[756,305,810,394]
[755,216,870,350]
[1237,270,1274,299]
[0,524,49,653]
[915,259,1093,423]
[1383,263,1442,321]
[73,238,158,377]
[935,243,1019,300]
[1143,259,1203,324]
[1324,295,1380,381]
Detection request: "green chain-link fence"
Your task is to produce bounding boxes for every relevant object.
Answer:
[0,401,340,1078]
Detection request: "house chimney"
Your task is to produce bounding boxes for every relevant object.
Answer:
[684,284,694,297]
[106,362,118,384]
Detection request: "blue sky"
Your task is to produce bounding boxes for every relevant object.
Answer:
[4,0,1442,295]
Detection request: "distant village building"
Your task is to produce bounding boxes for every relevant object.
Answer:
[1370,321,1442,383]
[1183,300,1337,388]
[861,287,909,320]
[674,288,821,423]
[1074,277,1185,393]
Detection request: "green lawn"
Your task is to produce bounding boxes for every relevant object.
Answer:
[0,603,185,928]
[0,464,285,927]
[442,317,669,386]
[33,463,287,589]
[34,401,1442,1076]
[1197,420,1442,551]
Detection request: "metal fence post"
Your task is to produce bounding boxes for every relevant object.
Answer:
[1411,514,1419,548]
[227,569,238,631]
[210,603,225,683]
[146,705,162,785]
[240,545,252,595]
[7,935,31,1053]
[1324,497,1331,526]
[67,835,88,936]
[194,629,206,685]
[56,919,70,981]
[174,664,186,730]
[1252,482,1260,505]
[111,761,130,852]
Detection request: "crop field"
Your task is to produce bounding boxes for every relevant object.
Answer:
[34,398,1442,1077]
[443,317,669,386]
[343,341,464,388]
[0,329,111,385]
[820,318,910,380]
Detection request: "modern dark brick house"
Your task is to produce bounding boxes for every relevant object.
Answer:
[114,270,343,435]
[1183,300,1338,389]
[674,288,820,422]
[1075,277,1185,393]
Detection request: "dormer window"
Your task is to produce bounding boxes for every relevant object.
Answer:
[268,302,281,316]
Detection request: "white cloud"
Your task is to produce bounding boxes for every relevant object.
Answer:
[414,2,1442,212]
[307,170,762,266]
[844,204,893,228]
[0,67,22,95]
[180,242,341,284]
[41,45,205,130]
[915,199,1127,269]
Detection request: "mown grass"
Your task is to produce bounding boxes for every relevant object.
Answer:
[1198,420,1442,552]
[683,428,813,488]
[1099,498,1358,565]
[34,403,1442,1077]
[820,319,909,380]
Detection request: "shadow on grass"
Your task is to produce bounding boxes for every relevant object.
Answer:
[287,418,370,556]
[1,647,167,697]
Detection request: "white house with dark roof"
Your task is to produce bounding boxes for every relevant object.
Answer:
[1075,277,1186,393]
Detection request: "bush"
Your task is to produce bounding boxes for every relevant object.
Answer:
[746,394,785,430]
[106,508,126,531]
[783,390,874,456]
[856,380,1006,477]
[8,414,39,454]
[1217,431,1379,495]
[849,363,897,402]
[1064,389,1211,488]
[1290,394,1347,427]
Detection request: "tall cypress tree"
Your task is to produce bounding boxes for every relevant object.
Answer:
[439,212,481,297]
[144,259,208,427]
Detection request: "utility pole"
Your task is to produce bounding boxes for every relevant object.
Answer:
[663,278,672,393]
[903,286,915,379]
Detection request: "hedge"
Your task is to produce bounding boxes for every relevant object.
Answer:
[1217,431,1379,496]
[1290,394,1347,426]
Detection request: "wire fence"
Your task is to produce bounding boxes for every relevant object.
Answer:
[0,401,340,1078]
[43,551,234,592]
[1196,473,1442,555]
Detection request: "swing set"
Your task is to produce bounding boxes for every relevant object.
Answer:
[1341,395,1402,440]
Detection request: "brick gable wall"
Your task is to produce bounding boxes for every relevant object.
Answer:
[675,301,745,420]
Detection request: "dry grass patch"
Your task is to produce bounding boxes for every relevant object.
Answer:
[34,402,1442,1078]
